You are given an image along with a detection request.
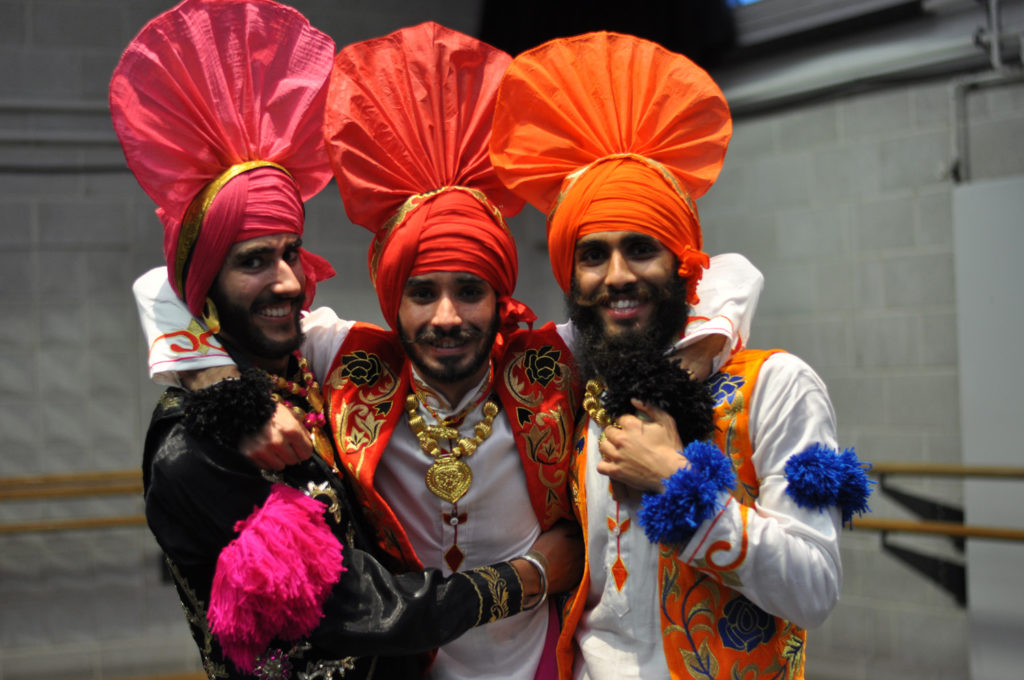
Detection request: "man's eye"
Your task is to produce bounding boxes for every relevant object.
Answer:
[459,286,484,300]
[284,248,301,264]
[241,256,265,269]
[627,243,657,259]
[407,288,435,302]
[577,249,606,265]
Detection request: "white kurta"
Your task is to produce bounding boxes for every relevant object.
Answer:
[573,352,844,680]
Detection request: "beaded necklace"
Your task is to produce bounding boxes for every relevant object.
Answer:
[266,351,337,472]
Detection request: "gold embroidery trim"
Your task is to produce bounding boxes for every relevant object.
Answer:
[369,186,511,283]
[176,160,292,296]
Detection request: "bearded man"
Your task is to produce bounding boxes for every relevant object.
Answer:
[114,4,582,678]
[490,31,872,680]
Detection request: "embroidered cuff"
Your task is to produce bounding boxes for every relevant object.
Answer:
[183,368,275,450]
[458,561,523,625]
[638,440,736,546]
[784,444,873,527]
[208,484,345,674]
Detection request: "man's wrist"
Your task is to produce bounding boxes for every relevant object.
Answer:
[179,365,242,391]
[512,551,548,610]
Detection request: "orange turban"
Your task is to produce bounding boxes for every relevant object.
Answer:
[491,31,732,304]
[325,22,532,333]
[110,0,336,316]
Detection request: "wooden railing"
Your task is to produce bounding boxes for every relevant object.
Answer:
[0,469,145,534]
[858,461,1024,605]
[861,462,1024,542]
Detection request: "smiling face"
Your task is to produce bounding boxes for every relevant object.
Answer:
[396,271,499,405]
[208,233,305,374]
[572,230,678,337]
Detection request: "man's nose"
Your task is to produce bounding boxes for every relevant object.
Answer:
[604,250,637,288]
[272,259,303,297]
[431,294,463,328]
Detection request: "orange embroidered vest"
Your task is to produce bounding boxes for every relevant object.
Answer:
[322,321,581,571]
[558,349,807,680]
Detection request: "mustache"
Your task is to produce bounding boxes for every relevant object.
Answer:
[573,283,654,308]
[414,325,485,345]
[251,293,302,311]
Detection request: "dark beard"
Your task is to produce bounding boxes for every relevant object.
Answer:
[209,289,304,362]
[398,314,500,387]
[570,275,716,447]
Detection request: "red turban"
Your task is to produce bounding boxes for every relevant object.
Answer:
[110,0,336,316]
[325,22,533,333]
[491,31,732,305]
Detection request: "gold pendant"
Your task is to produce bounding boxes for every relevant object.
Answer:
[425,457,472,504]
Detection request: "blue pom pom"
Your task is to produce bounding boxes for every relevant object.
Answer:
[785,444,873,527]
[836,448,873,526]
[638,440,736,545]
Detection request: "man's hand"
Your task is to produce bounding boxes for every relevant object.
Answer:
[522,520,584,595]
[598,399,686,494]
[239,402,314,471]
[670,333,727,382]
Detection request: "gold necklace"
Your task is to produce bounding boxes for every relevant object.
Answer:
[583,378,611,427]
[406,393,500,504]
[266,352,337,471]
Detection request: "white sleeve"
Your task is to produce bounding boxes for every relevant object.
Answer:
[133,268,232,386]
[300,307,356,381]
[132,268,353,385]
[680,353,843,629]
[674,252,764,373]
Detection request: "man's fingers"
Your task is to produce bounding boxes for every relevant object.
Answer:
[629,398,674,428]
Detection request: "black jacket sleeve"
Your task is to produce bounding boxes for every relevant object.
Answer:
[142,389,526,677]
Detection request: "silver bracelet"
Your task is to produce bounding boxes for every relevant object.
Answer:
[520,549,549,610]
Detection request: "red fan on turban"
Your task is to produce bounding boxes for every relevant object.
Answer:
[109,0,336,317]
[324,21,532,333]
[490,31,732,304]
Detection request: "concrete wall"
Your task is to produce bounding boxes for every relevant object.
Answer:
[1,0,1022,678]
[698,72,1024,680]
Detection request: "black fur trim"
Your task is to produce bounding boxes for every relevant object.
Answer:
[183,369,276,450]
[599,351,715,447]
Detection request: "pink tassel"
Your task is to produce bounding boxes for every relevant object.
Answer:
[208,484,346,673]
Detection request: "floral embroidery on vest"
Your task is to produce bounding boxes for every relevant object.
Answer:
[657,349,806,680]
[499,334,580,528]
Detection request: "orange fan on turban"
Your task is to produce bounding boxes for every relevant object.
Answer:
[490,31,732,304]
[110,0,336,317]
[324,22,532,333]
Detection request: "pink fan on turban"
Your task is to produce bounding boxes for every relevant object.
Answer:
[109,0,336,313]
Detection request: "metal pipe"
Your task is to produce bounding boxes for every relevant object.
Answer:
[988,0,1003,70]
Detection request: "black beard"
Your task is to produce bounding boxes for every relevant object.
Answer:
[209,289,304,363]
[569,275,716,447]
[398,314,500,387]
